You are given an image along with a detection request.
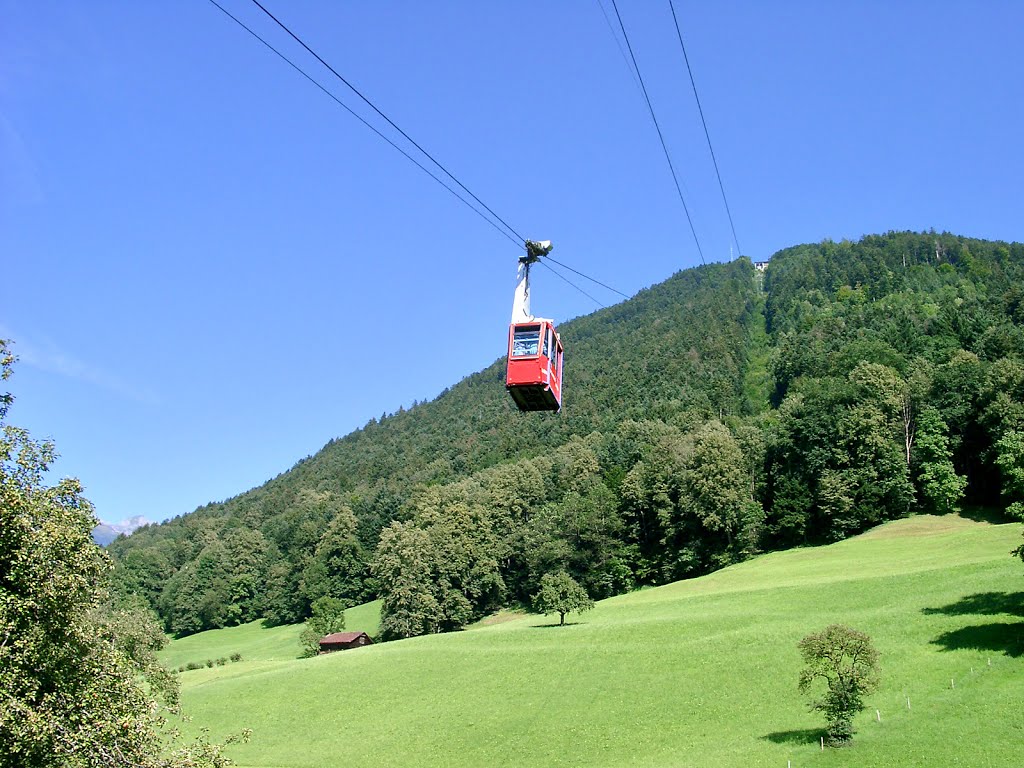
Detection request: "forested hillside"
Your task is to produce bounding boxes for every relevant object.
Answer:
[110,232,1024,639]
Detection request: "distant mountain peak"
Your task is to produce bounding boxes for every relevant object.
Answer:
[92,515,152,547]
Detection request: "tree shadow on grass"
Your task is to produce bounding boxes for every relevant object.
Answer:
[955,506,1016,525]
[922,592,1024,618]
[922,591,1024,657]
[762,728,825,746]
[930,622,1024,658]
[530,621,583,629]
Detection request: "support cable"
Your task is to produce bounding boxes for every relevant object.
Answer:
[668,0,742,257]
[538,261,605,309]
[207,0,522,248]
[546,255,630,299]
[211,1,629,303]
[248,0,527,245]
[595,0,643,94]
[609,0,705,264]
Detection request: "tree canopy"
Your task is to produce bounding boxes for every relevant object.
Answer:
[0,343,157,766]
[532,571,594,626]
[0,340,243,767]
[299,596,347,658]
[798,624,881,746]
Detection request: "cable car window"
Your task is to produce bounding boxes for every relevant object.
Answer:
[512,326,541,357]
[542,328,550,358]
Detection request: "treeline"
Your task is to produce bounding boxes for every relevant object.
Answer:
[372,420,766,638]
[109,232,1024,639]
[764,232,1024,540]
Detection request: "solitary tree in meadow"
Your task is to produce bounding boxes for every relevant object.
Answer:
[533,571,594,626]
[797,624,880,746]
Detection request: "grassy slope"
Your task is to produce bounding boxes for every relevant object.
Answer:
[170,517,1023,768]
[158,600,381,670]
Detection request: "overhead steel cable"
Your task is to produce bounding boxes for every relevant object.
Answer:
[248,0,527,246]
[595,0,643,94]
[545,255,630,299]
[211,1,629,307]
[538,260,605,309]
[609,0,705,265]
[206,0,522,248]
[668,0,742,258]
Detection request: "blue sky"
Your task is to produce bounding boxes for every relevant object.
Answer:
[3,1,1022,525]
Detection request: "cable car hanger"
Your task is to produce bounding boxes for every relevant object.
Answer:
[506,240,564,413]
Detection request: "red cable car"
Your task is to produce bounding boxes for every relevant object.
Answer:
[506,240,563,412]
[507,319,563,411]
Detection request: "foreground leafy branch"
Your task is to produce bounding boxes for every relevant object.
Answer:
[0,340,245,767]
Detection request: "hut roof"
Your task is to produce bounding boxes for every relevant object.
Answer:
[320,631,369,644]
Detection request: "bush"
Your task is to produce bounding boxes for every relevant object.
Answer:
[186,661,202,671]
[230,652,242,662]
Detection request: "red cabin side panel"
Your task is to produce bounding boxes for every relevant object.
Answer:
[506,321,563,412]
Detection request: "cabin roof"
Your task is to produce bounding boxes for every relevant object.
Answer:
[320,631,369,644]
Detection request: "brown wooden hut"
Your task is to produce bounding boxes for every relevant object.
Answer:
[318,631,373,653]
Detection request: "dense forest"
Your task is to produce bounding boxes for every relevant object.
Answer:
[109,232,1024,639]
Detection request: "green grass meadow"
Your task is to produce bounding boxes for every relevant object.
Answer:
[167,516,1024,767]
[159,600,381,669]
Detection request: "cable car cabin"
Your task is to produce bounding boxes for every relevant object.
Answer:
[506,320,563,412]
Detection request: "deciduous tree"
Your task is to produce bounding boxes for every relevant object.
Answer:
[0,340,242,767]
[299,597,346,658]
[797,624,880,746]
[300,506,367,606]
[373,487,505,640]
[532,571,594,626]
[994,430,1024,520]
[913,406,967,513]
